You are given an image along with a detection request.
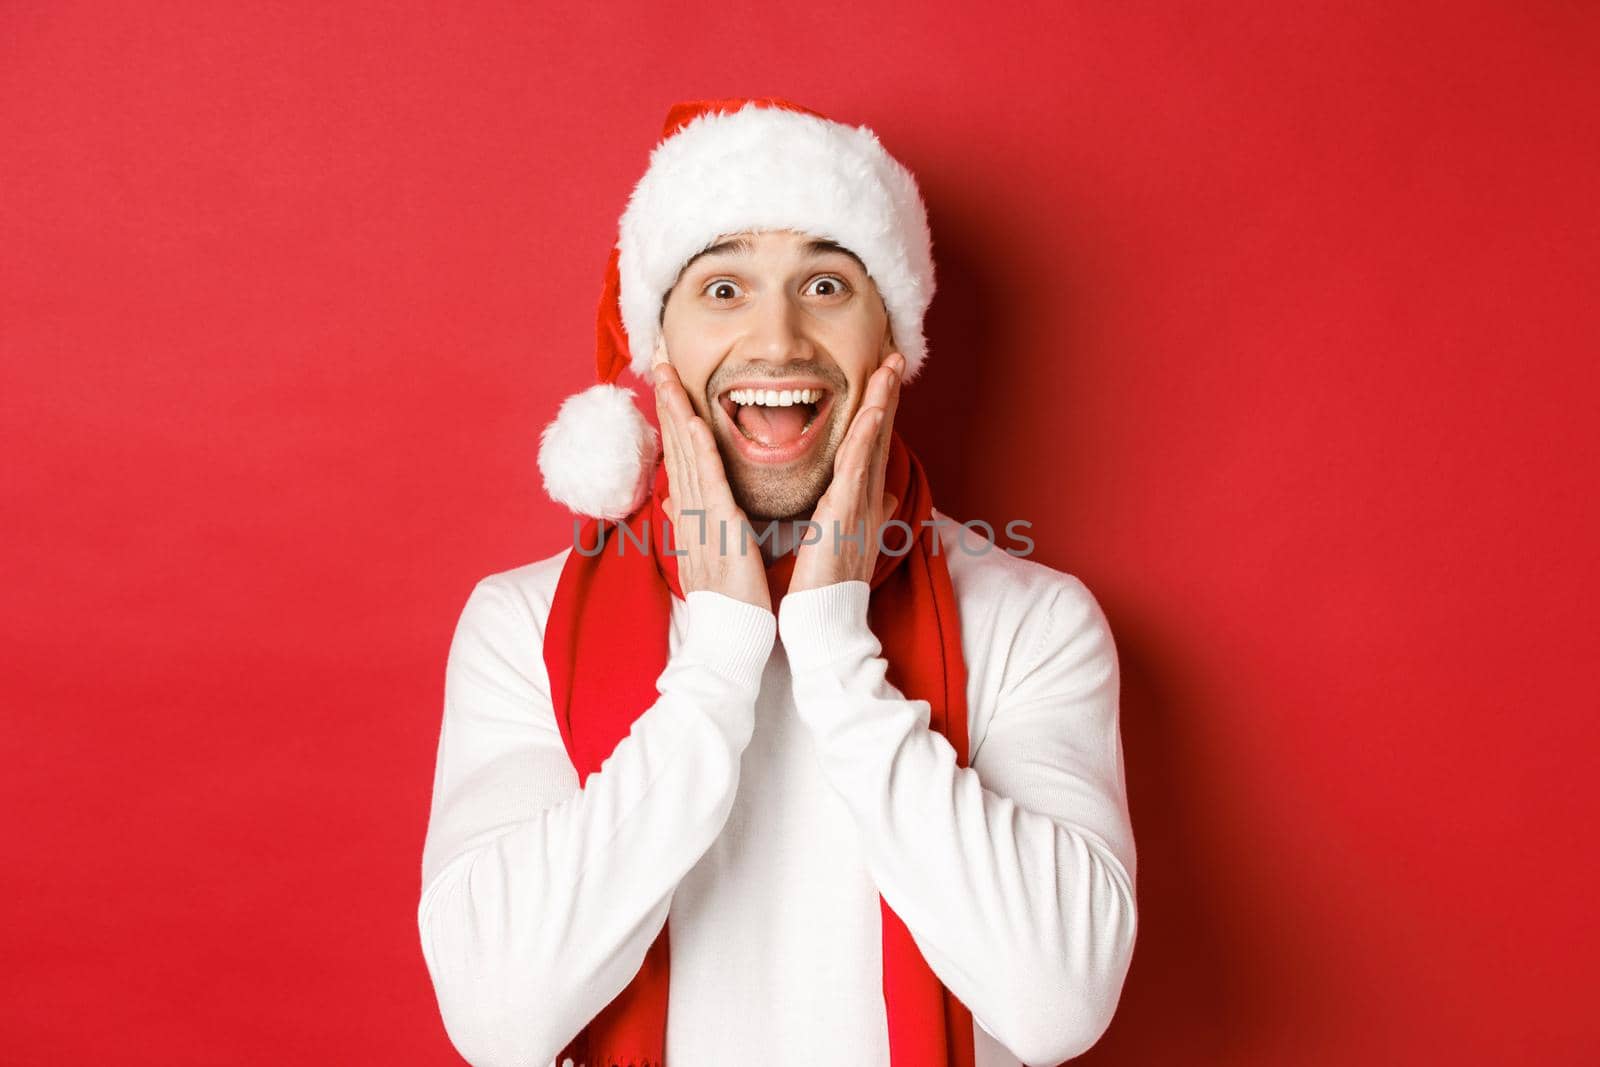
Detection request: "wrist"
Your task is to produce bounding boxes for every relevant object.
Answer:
[777,579,877,670]
[681,589,778,689]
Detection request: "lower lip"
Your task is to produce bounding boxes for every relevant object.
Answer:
[719,392,834,465]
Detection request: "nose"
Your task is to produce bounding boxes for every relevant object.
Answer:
[737,287,814,366]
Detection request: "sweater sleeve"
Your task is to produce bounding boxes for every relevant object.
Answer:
[418,575,776,1067]
[776,577,1137,1067]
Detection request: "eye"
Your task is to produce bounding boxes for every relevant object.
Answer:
[702,278,744,301]
[805,275,851,298]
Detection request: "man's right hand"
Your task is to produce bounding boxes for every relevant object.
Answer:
[652,355,772,613]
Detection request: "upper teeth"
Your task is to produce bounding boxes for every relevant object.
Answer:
[729,388,824,407]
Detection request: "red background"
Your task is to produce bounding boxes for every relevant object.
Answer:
[4,2,1596,1063]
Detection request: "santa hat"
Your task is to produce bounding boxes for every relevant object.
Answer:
[536,96,936,520]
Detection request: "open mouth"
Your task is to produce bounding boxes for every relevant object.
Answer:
[716,384,834,456]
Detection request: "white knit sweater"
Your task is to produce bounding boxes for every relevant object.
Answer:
[417,509,1138,1067]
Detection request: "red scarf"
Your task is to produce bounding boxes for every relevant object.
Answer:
[543,429,977,1067]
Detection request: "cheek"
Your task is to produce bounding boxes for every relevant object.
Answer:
[675,355,719,413]
[818,320,887,387]
[674,366,715,417]
[825,308,889,363]
[660,322,722,389]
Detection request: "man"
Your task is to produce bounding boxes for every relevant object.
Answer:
[417,97,1137,1067]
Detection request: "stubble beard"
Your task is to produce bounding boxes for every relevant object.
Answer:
[719,430,841,525]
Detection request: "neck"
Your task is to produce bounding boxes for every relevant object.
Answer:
[755,511,815,565]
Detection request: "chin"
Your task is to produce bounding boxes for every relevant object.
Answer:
[729,463,829,523]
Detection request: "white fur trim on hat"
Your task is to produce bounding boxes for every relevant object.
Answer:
[616,103,935,385]
[536,383,660,520]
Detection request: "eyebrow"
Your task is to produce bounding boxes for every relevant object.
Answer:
[677,235,867,278]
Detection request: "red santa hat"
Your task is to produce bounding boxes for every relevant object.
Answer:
[536,95,936,520]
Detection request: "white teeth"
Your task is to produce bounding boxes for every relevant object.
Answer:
[728,387,823,407]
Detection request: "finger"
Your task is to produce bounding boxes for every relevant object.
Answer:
[845,364,894,465]
[842,407,885,558]
[661,366,707,502]
[841,363,891,500]
[868,353,903,519]
[684,413,738,512]
[692,416,752,553]
[653,366,683,492]
[863,359,895,413]
[818,362,894,527]
[827,402,883,520]
[655,367,697,530]
[662,369,740,523]
[879,352,903,446]
[662,473,688,556]
[656,363,702,505]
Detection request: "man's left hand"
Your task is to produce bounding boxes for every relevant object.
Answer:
[787,350,905,596]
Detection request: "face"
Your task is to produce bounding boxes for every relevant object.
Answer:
[657,228,896,522]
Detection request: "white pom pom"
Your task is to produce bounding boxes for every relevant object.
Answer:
[536,383,660,520]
